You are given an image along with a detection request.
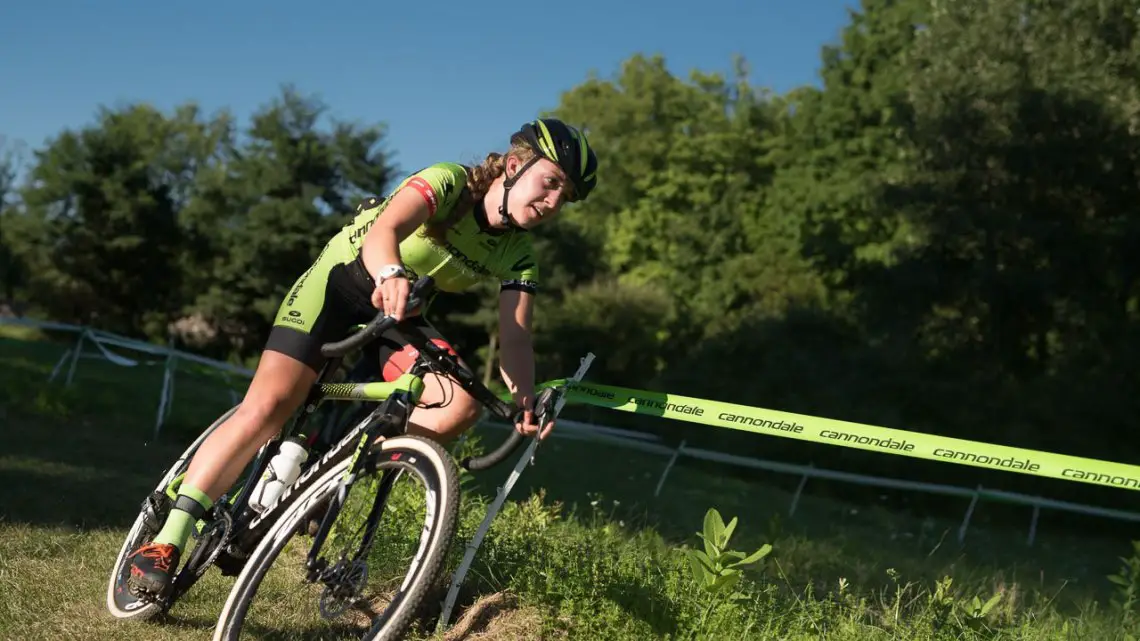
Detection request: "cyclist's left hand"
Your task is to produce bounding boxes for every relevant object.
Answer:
[515,406,554,440]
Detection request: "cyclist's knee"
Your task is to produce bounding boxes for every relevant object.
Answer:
[229,350,315,438]
[434,391,482,441]
[232,390,299,438]
[410,382,481,441]
[450,391,482,429]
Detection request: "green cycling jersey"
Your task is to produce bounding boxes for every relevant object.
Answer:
[339,162,539,295]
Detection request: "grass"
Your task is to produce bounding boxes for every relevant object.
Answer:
[1,333,1139,639]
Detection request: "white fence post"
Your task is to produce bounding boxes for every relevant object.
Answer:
[1028,503,1041,546]
[789,464,813,517]
[224,372,241,406]
[958,485,982,544]
[654,439,686,498]
[154,350,178,439]
[64,329,88,385]
[49,347,73,382]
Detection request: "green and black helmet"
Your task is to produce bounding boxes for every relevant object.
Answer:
[510,118,598,203]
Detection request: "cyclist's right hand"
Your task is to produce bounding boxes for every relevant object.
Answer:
[372,275,410,321]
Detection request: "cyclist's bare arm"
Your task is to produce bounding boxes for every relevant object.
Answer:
[361,187,432,319]
[498,289,548,437]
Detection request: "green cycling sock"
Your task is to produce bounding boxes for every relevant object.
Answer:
[153,483,214,552]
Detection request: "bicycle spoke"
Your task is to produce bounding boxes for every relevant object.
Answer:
[218,438,456,641]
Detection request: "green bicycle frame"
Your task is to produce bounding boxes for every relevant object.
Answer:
[160,371,429,544]
[316,372,426,405]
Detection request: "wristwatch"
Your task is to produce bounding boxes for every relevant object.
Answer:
[375,264,407,284]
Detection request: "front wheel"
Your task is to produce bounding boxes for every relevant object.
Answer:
[212,434,461,641]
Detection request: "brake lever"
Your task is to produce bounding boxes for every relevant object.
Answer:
[526,386,560,461]
[533,386,558,427]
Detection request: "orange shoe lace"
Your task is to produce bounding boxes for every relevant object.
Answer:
[133,543,177,572]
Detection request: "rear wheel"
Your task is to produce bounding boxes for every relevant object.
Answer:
[105,405,240,620]
[212,434,461,641]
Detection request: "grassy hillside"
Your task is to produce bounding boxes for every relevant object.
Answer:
[1,331,1138,640]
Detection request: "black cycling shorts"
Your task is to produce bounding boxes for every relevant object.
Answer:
[265,242,452,376]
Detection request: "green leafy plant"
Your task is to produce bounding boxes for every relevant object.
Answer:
[928,575,1002,633]
[961,591,1003,630]
[681,507,772,638]
[1109,540,1140,632]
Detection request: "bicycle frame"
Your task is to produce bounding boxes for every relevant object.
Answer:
[161,369,429,605]
[234,373,426,536]
[162,276,535,607]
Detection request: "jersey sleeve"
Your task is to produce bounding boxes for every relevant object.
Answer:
[401,163,467,222]
[496,235,540,295]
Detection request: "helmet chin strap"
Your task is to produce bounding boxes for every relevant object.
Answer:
[498,156,541,228]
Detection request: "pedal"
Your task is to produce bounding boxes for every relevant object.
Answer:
[141,491,171,533]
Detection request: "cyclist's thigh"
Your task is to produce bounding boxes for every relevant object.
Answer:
[238,350,320,423]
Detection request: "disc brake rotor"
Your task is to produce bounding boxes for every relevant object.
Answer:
[318,559,369,619]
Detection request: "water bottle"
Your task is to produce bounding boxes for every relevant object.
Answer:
[248,437,309,513]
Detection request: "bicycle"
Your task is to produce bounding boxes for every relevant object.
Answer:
[105,275,563,640]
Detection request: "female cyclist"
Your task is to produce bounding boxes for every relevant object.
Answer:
[124,118,599,597]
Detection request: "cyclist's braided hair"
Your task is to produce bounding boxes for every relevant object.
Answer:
[466,152,508,199]
[422,142,536,241]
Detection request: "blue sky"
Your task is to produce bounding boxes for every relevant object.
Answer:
[1,0,858,179]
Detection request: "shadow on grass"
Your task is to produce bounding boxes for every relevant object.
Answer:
[0,461,165,529]
[0,337,241,530]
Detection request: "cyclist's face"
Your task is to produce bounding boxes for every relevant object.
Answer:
[506,156,573,228]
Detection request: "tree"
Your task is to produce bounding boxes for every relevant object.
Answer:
[769,0,932,299]
[884,0,1140,376]
[176,85,395,360]
[555,55,804,323]
[6,104,222,336]
[6,86,395,361]
[0,137,28,304]
[861,0,1140,457]
[536,53,824,394]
